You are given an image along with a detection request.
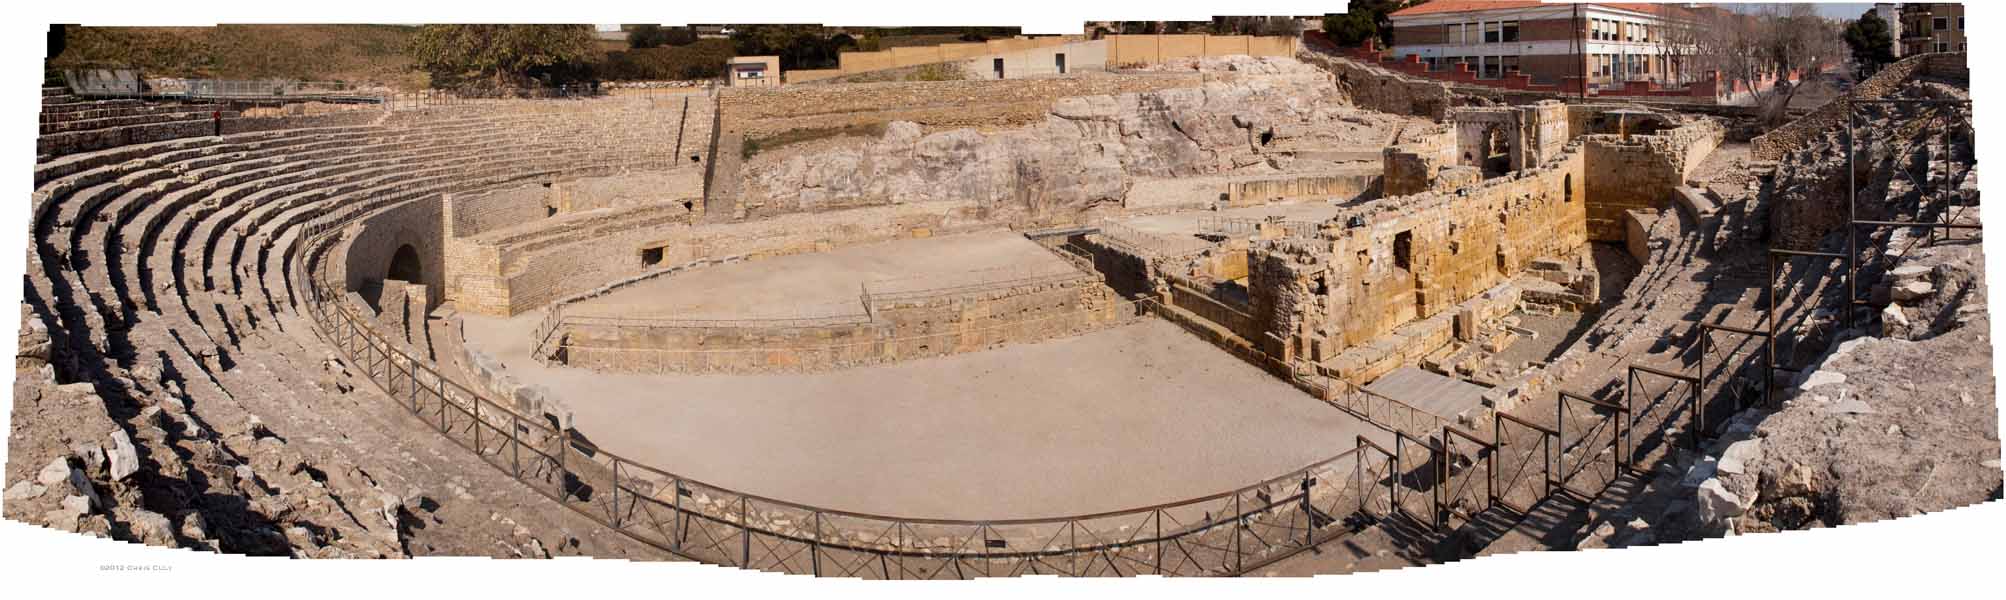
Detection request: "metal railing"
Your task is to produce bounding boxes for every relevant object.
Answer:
[299,215,1408,575]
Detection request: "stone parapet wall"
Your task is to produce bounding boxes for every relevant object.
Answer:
[556,276,1134,373]
[448,200,994,316]
[1227,173,1380,207]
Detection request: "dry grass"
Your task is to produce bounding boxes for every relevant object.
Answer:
[53,25,429,90]
[741,122,889,159]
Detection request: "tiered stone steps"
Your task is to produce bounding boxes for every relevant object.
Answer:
[24,99,688,557]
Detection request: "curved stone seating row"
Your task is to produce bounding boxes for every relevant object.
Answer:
[25,93,1388,574]
[21,99,692,556]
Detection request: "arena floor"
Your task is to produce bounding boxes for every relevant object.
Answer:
[565,230,1081,321]
[460,314,1382,520]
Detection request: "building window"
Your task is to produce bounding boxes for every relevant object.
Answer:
[1934,17,1949,32]
[1485,21,1501,43]
[1958,17,1964,30]
[1500,55,1519,76]
[1501,21,1519,43]
[1936,42,1950,53]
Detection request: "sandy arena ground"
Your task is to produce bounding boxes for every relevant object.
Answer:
[461,312,1381,520]
[566,230,1080,321]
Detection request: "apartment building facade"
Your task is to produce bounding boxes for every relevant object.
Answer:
[1386,1,1699,89]
[1900,3,1965,56]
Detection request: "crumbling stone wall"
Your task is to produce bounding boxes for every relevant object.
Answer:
[1381,125,1455,196]
[1248,150,1588,363]
[720,73,1205,137]
[1751,52,1964,160]
[1581,119,1725,241]
[738,58,1395,225]
[1294,50,1453,120]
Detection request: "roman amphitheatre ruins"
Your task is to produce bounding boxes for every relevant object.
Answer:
[5,26,1999,578]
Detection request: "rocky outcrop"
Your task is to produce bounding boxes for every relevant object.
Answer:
[740,57,1400,221]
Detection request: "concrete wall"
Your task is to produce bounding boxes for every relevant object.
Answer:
[1104,34,1297,66]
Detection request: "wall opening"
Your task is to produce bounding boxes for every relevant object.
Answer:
[387,244,423,283]
[994,58,1005,79]
[1564,173,1574,203]
[1393,230,1413,270]
[640,246,665,267]
[1482,124,1510,178]
[1055,53,1067,74]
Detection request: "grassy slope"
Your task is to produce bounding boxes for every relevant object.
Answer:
[53,25,429,90]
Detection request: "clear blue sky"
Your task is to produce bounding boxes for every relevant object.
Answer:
[1727,2,1874,20]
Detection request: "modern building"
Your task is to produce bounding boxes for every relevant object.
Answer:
[1385,1,1710,89]
[1872,3,1905,58]
[727,56,781,87]
[1900,3,1965,56]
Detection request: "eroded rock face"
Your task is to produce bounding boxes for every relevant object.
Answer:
[741,57,1393,221]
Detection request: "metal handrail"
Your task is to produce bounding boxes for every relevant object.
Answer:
[296,207,1385,574]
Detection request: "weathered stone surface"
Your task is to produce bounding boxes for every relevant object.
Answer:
[107,429,139,481]
[1696,478,1744,525]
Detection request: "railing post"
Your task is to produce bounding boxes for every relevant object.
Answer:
[1233,492,1244,573]
[811,511,822,576]
[671,479,684,551]
[740,496,751,567]
[610,458,621,528]
[1301,470,1314,547]
[1154,509,1164,575]
[557,427,570,501]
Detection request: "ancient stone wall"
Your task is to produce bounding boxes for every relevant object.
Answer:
[558,277,1131,373]
[1294,50,1454,120]
[737,59,1393,226]
[1226,173,1380,207]
[1381,126,1455,196]
[1248,149,1588,363]
[1582,119,1725,241]
[448,187,551,238]
[448,200,993,316]
[338,197,444,307]
[719,73,1204,137]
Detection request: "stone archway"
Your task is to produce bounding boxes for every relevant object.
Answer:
[388,243,423,283]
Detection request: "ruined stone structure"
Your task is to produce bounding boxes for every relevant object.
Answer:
[9,41,1992,581]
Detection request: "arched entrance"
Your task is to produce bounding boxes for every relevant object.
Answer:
[387,244,422,283]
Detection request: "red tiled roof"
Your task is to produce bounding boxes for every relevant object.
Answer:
[1389,1,1683,18]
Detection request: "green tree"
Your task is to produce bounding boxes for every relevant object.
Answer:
[409,24,596,89]
[1844,11,1896,79]
[1324,1,1423,47]
[629,24,669,49]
